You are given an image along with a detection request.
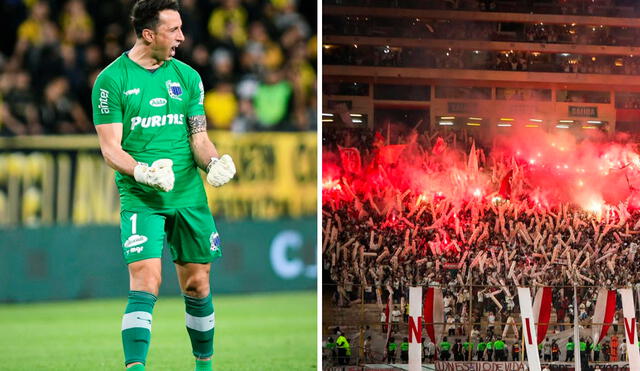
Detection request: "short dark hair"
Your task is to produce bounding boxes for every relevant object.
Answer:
[130,0,180,38]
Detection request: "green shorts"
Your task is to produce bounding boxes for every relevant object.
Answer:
[119,205,222,264]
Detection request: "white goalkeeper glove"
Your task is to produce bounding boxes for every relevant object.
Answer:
[133,159,175,192]
[206,154,236,187]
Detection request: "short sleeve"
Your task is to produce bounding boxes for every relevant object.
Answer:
[92,73,123,125]
[187,70,205,118]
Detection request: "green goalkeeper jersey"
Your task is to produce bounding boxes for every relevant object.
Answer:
[92,52,207,210]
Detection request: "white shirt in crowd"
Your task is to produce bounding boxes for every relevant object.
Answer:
[446,316,456,332]
[506,296,515,311]
[618,342,626,358]
[391,309,402,323]
[477,291,484,303]
[470,328,480,340]
[424,340,435,356]
[544,342,551,356]
[443,295,452,308]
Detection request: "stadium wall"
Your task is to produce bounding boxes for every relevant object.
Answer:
[0,218,316,302]
[0,132,317,302]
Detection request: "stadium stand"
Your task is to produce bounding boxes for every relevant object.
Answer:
[322,1,640,370]
[0,0,316,135]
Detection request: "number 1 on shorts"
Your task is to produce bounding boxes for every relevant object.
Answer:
[130,213,138,235]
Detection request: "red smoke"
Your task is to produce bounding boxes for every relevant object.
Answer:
[323,127,640,213]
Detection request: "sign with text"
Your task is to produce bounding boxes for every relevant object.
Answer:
[569,106,598,117]
[0,132,316,225]
[435,361,528,370]
[517,287,541,371]
[0,218,316,302]
[448,102,478,114]
[619,288,640,369]
[409,287,422,371]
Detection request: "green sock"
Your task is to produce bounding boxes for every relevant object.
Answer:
[195,359,212,371]
[122,290,157,367]
[127,364,145,371]
[184,293,215,359]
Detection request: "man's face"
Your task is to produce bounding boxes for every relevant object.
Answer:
[150,9,184,60]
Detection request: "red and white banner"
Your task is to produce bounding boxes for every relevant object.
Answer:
[592,288,617,344]
[517,287,541,371]
[424,287,444,344]
[435,361,527,370]
[532,287,552,344]
[572,287,581,370]
[619,288,640,369]
[409,287,422,371]
[384,296,392,359]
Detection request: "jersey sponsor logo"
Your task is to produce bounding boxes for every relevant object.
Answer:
[210,232,221,252]
[198,81,204,105]
[166,80,183,100]
[130,114,185,130]
[124,88,140,96]
[149,97,167,107]
[124,234,148,248]
[98,88,110,114]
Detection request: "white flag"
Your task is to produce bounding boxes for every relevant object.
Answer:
[409,287,422,371]
[517,287,541,371]
[619,288,640,369]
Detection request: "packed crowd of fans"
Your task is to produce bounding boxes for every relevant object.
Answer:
[324,44,640,77]
[325,16,640,48]
[322,126,640,368]
[616,94,640,109]
[322,127,640,306]
[0,0,316,136]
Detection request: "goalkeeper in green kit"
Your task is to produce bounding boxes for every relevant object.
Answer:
[91,1,235,370]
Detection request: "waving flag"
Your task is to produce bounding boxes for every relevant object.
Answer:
[592,289,617,344]
[338,146,362,174]
[532,287,552,344]
[423,287,443,344]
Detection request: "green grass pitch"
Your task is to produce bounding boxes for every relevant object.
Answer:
[0,291,316,370]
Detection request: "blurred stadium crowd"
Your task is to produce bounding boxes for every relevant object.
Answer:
[325,16,640,47]
[324,46,640,77]
[0,0,316,136]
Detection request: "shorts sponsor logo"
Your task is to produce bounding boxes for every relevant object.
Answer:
[124,234,148,248]
[124,88,140,96]
[149,97,167,107]
[166,80,183,100]
[130,114,185,130]
[98,88,110,114]
[210,232,221,252]
[127,246,144,254]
